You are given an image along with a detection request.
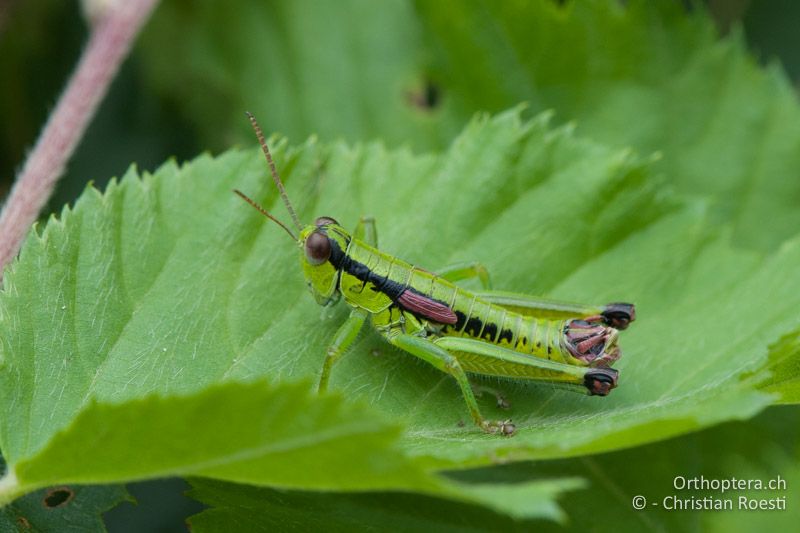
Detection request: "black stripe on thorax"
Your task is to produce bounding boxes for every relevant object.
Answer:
[328,236,406,300]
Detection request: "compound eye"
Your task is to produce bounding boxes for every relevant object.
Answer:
[315,216,339,227]
[305,231,331,265]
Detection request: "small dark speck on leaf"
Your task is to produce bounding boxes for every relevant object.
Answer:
[43,487,74,508]
[16,516,31,529]
[457,419,465,427]
[405,80,441,111]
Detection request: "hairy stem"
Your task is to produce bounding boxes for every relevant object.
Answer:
[0,0,159,275]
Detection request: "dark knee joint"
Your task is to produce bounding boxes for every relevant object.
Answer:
[584,368,619,396]
[602,303,636,330]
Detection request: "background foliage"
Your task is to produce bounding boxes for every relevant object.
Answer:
[1,0,799,531]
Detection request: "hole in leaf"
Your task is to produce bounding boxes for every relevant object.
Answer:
[42,487,74,508]
[406,80,441,111]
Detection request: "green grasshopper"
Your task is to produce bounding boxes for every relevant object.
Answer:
[235,113,635,435]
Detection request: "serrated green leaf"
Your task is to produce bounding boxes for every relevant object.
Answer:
[457,406,800,532]
[0,471,130,533]
[187,407,800,532]
[186,476,583,532]
[137,0,800,250]
[0,380,442,505]
[1,110,799,506]
[0,382,580,522]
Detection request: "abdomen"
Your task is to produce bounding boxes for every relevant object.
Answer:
[434,292,581,366]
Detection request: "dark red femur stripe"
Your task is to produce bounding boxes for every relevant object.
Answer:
[397,289,458,325]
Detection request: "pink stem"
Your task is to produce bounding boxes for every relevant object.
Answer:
[0,0,159,276]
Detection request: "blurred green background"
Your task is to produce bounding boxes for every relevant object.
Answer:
[1,1,799,531]
[2,0,800,218]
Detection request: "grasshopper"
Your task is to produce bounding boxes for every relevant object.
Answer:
[236,113,635,435]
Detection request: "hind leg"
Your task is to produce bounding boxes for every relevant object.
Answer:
[387,332,515,435]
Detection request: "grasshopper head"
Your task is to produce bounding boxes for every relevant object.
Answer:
[299,216,349,307]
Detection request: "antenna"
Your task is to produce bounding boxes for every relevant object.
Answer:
[233,189,298,241]
[245,112,303,231]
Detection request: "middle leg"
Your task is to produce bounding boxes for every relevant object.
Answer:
[353,216,378,247]
[436,261,493,289]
